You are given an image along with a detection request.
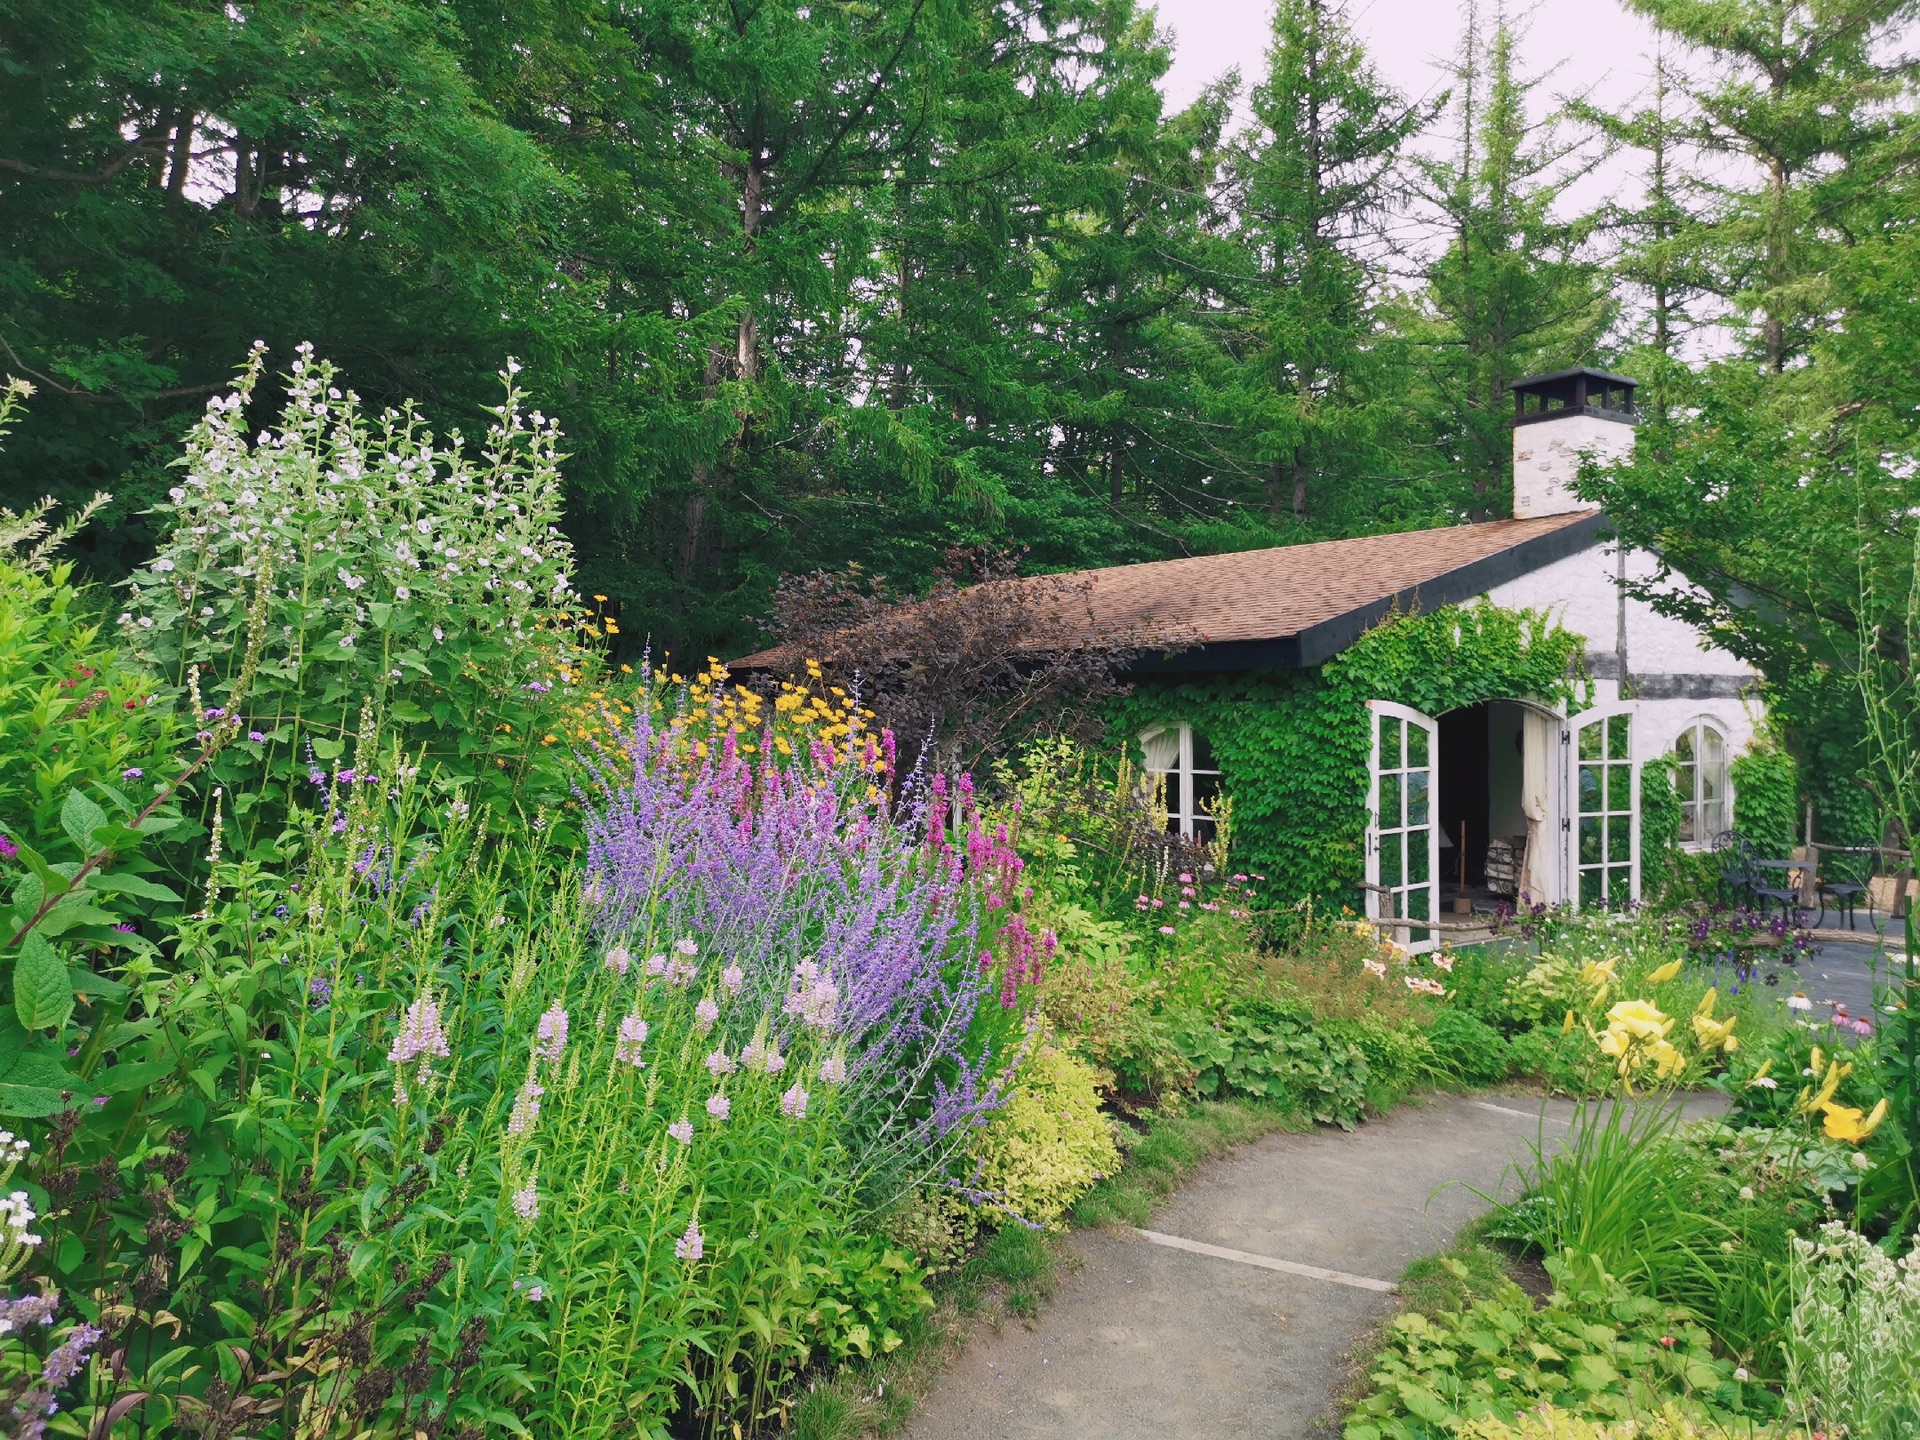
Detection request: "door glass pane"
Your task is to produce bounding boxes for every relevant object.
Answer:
[1607,762,1632,812]
[1580,722,1603,760]
[1408,724,1428,768]
[1580,815,1602,864]
[1579,764,1601,811]
[1404,884,1431,921]
[1607,867,1631,909]
[1608,714,1631,760]
[1381,717,1402,768]
[1406,771,1429,826]
[1380,772,1401,828]
[1580,868,1603,908]
[1409,831,1430,882]
[1608,816,1631,863]
[1381,837,1403,889]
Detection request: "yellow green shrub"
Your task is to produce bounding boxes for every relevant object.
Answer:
[1461,1405,1781,1439]
[972,1036,1121,1229]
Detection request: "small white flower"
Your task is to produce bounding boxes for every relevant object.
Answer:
[1734,1367,1749,1382]
[1738,1186,1755,1201]
[168,486,186,502]
[154,557,175,573]
[395,586,410,600]
[339,635,355,648]
[138,616,154,629]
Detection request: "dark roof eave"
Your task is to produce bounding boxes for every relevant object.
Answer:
[1124,509,1610,675]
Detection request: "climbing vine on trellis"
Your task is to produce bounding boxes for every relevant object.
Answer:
[1110,602,1590,908]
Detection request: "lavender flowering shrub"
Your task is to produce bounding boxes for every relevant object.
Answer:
[581,698,1021,1199]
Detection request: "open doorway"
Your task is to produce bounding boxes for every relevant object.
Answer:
[1437,701,1534,913]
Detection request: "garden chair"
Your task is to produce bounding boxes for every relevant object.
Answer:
[1815,850,1872,932]
[1711,831,1759,907]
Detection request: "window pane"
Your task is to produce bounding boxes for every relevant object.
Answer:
[1608,715,1631,760]
[1380,772,1402,828]
[1579,764,1602,814]
[1702,726,1725,766]
[1407,771,1429,826]
[1607,761,1632,812]
[1141,726,1181,774]
[1192,772,1221,814]
[1381,717,1403,768]
[1580,815,1602,864]
[1408,724,1429,768]
[1679,801,1697,845]
[1190,730,1216,772]
[1192,816,1217,844]
[1675,729,1694,762]
[1580,722,1603,760]
[1701,799,1725,838]
[1409,830,1430,882]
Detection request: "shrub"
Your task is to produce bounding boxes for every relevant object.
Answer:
[1343,1251,1768,1439]
[1322,1014,1440,1101]
[1784,1223,1920,1440]
[118,345,592,842]
[1428,1009,1513,1085]
[1731,742,1799,858]
[969,1037,1120,1229]
[1461,1406,1782,1438]
[1033,903,1192,1101]
[1166,999,1371,1127]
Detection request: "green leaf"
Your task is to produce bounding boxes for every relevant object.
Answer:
[13,933,74,1032]
[97,1060,172,1093]
[60,788,109,852]
[310,736,345,760]
[0,1083,69,1118]
[69,968,129,1001]
[91,875,182,904]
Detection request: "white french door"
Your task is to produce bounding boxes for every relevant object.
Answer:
[1565,704,1639,911]
[1367,701,1440,953]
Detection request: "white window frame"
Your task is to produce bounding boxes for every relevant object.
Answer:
[1672,717,1731,851]
[1139,723,1221,841]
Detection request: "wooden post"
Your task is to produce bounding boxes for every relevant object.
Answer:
[1799,802,1819,908]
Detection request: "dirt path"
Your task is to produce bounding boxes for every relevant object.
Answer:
[902,1091,1717,1440]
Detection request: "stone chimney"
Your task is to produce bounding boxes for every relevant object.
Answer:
[1508,368,1638,519]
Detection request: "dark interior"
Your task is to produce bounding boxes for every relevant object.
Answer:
[1437,702,1491,889]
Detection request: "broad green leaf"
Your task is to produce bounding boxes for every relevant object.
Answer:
[0,1085,68,1118]
[60,788,108,852]
[91,874,182,904]
[33,902,118,938]
[97,1060,172,1093]
[310,736,345,760]
[69,968,128,1000]
[13,933,74,1032]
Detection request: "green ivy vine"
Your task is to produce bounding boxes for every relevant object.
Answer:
[1110,601,1589,908]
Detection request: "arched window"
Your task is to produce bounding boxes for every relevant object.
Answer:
[1140,723,1221,842]
[1673,720,1729,848]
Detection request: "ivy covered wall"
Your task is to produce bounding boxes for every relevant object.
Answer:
[1111,603,1589,908]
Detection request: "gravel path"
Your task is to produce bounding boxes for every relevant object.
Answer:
[903,1091,1722,1440]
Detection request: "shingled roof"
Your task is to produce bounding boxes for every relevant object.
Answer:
[734,509,1607,674]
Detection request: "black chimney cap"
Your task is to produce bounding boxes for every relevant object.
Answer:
[1509,367,1638,426]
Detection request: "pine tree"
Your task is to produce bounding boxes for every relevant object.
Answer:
[1404,3,1612,516]
[1225,0,1427,525]
[1624,0,1920,372]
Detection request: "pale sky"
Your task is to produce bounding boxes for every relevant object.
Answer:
[1157,0,1668,222]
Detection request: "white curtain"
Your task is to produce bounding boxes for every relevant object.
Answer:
[1141,727,1181,775]
[1520,709,1554,903]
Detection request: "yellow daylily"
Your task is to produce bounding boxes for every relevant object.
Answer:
[1690,989,1740,1053]
[1819,1097,1889,1145]
[1648,959,1685,985]
[1605,999,1674,1041]
[1801,1056,1852,1116]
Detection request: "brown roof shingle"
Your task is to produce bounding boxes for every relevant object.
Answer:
[733,511,1603,672]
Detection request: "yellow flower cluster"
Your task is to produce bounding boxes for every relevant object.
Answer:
[1798,1046,1889,1145]
[541,653,882,771]
[1578,970,1737,1093]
